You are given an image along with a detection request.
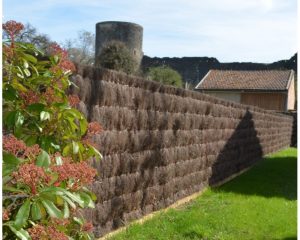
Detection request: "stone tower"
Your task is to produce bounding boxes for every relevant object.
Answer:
[95,21,143,68]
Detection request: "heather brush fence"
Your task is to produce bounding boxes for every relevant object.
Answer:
[70,66,294,238]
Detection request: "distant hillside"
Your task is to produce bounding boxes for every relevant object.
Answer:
[142,53,297,87]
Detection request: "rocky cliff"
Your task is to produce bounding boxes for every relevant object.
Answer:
[142,53,297,87]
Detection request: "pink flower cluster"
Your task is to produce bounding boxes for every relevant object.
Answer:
[12,163,50,194]
[43,87,62,104]
[4,134,97,193]
[28,224,68,240]
[68,94,81,107]
[82,222,94,232]
[23,144,41,159]
[48,43,68,58]
[48,43,76,72]
[80,121,103,149]
[20,87,71,106]
[51,161,97,189]
[2,209,10,221]
[87,122,102,135]
[2,20,24,47]
[81,137,99,149]
[51,218,70,226]
[19,91,40,106]
[3,135,27,157]
[3,135,40,159]
[2,20,24,37]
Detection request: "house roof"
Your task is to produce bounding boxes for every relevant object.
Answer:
[195,70,293,91]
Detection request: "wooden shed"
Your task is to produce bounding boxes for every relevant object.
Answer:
[195,70,295,111]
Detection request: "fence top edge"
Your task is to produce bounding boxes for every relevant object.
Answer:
[73,65,294,120]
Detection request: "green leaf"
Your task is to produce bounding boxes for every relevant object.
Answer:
[12,80,27,91]
[35,122,43,132]
[27,103,45,112]
[56,196,64,206]
[4,111,17,128]
[38,202,47,219]
[3,186,24,193]
[8,225,31,240]
[3,164,16,177]
[82,186,97,201]
[63,201,70,218]
[89,192,97,202]
[36,150,50,168]
[54,55,59,64]
[66,117,79,132]
[64,191,85,207]
[16,66,25,78]
[43,70,52,77]
[15,112,25,128]
[41,199,63,218]
[39,186,84,210]
[39,186,63,194]
[23,53,37,63]
[31,202,42,220]
[73,217,84,225]
[52,102,70,110]
[3,85,18,101]
[17,73,24,79]
[50,142,61,151]
[70,81,79,89]
[79,118,88,135]
[48,172,59,185]
[14,199,31,229]
[62,144,72,156]
[65,108,82,118]
[39,192,59,203]
[86,233,93,240]
[61,196,76,209]
[3,152,21,166]
[91,146,103,161]
[55,156,63,165]
[22,135,38,146]
[72,141,79,154]
[3,163,19,174]
[23,60,29,69]
[3,175,12,184]
[79,192,95,208]
[39,136,56,151]
[30,64,39,76]
[40,111,50,121]
[81,232,93,240]
[24,69,31,77]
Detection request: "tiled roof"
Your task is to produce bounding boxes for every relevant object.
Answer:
[195,70,293,91]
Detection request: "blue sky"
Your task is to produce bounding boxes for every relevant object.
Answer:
[3,0,297,63]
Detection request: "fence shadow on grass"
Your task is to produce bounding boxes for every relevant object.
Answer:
[209,110,297,201]
[216,155,297,201]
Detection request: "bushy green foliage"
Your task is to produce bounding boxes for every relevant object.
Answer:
[96,40,137,74]
[146,66,183,87]
[2,20,101,240]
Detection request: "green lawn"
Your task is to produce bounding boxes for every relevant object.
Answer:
[107,148,297,240]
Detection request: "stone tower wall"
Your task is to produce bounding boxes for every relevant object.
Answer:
[95,21,143,68]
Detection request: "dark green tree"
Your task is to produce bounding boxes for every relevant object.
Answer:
[146,66,183,87]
